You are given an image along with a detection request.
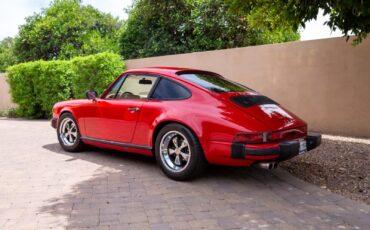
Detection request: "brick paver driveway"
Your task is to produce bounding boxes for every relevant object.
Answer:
[0,119,369,230]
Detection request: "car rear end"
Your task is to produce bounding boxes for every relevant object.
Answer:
[227,93,321,168]
[175,69,321,169]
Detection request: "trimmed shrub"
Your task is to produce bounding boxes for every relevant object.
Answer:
[32,60,75,117]
[7,62,43,117]
[6,52,124,118]
[72,52,124,98]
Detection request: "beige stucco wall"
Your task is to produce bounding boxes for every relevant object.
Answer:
[126,37,370,138]
[0,73,15,110]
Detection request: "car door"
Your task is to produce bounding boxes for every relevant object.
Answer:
[130,77,192,147]
[95,99,143,143]
[92,74,159,143]
[84,75,125,140]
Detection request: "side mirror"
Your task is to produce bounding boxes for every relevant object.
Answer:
[86,90,98,100]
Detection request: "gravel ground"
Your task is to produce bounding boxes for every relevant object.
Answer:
[281,134,370,204]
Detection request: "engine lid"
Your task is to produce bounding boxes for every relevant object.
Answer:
[222,93,306,131]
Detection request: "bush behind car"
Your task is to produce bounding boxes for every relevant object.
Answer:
[6,52,124,118]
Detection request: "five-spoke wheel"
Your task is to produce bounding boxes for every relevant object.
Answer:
[57,113,84,152]
[59,117,78,146]
[160,131,191,172]
[155,123,207,180]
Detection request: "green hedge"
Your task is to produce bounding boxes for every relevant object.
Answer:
[7,52,124,118]
[32,60,75,117]
[7,62,41,117]
[72,52,124,98]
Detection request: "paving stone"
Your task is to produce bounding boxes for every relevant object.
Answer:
[188,218,219,229]
[129,222,151,230]
[68,215,99,228]
[151,223,172,230]
[99,213,119,225]
[0,119,369,230]
[108,223,130,230]
[119,212,147,224]
[169,221,191,230]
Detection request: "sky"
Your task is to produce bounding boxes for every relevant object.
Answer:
[0,0,343,41]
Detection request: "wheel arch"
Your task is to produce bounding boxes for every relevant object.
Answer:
[152,120,204,153]
[59,110,72,117]
[58,108,78,128]
[59,107,76,117]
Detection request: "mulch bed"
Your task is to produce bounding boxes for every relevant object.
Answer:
[281,136,370,204]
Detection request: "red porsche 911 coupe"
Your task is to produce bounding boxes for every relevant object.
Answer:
[51,67,321,180]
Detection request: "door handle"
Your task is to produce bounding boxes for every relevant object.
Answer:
[128,107,140,112]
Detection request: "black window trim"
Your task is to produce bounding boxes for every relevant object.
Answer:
[100,73,126,99]
[111,74,128,99]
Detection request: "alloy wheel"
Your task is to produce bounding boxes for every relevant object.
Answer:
[159,131,191,172]
[59,118,78,146]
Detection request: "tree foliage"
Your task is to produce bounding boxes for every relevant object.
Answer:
[227,0,370,44]
[120,0,191,59]
[119,0,299,59]
[14,0,122,62]
[0,37,17,72]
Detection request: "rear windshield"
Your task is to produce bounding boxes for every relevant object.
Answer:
[177,71,252,93]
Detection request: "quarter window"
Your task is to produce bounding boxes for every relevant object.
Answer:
[151,78,191,100]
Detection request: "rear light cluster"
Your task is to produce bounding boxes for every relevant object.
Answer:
[234,125,307,144]
[274,125,307,141]
[233,132,272,144]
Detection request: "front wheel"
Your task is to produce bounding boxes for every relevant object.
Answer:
[155,124,207,180]
[57,113,84,152]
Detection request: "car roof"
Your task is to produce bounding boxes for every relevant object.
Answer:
[123,67,221,94]
[124,67,210,76]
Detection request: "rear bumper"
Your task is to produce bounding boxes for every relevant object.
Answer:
[51,118,57,129]
[231,132,321,162]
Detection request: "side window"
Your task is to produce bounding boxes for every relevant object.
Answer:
[116,75,158,99]
[151,78,191,100]
[104,76,125,99]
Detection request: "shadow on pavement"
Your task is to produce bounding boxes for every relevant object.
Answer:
[42,142,280,179]
[38,143,368,229]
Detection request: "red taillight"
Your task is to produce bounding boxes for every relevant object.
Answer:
[234,132,272,144]
[300,125,307,133]
[235,126,307,144]
[271,125,307,141]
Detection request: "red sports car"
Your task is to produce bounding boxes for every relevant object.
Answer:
[51,67,321,180]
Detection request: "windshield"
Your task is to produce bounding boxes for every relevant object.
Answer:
[178,72,252,93]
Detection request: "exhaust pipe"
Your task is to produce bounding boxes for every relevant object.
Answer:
[257,162,278,170]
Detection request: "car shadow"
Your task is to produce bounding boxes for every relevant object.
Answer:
[42,142,279,183]
[38,143,304,229]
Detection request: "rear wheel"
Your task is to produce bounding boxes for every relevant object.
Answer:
[155,124,207,180]
[57,113,84,152]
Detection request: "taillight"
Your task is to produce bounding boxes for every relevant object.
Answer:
[271,125,307,141]
[300,125,307,133]
[233,132,272,144]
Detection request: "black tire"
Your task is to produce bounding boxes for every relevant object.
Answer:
[57,113,85,152]
[155,123,207,180]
